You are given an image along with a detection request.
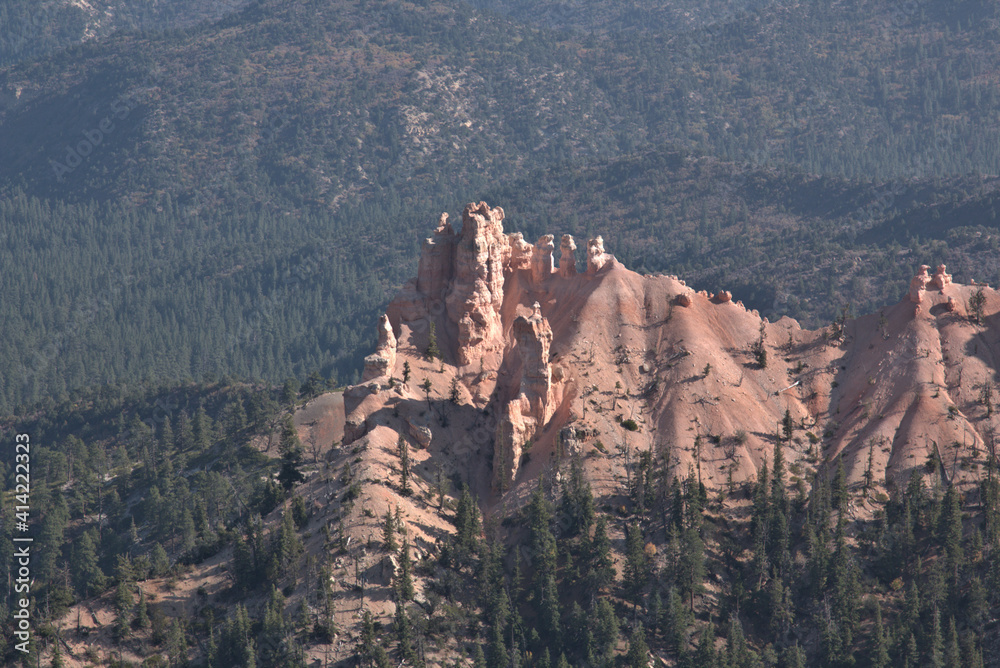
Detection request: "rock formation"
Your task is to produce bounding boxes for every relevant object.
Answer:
[416,213,455,301]
[531,235,555,284]
[494,302,555,491]
[362,314,397,381]
[930,264,953,290]
[347,207,993,528]
[587,236,611,274]
[444,202,509,365]
[713,290,733,304]
[507,232,533,271]
[909,265,931,303]
[559,235,577,277]
[384,202,623,368]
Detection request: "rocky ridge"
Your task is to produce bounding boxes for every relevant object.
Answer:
[345,202,1000,514]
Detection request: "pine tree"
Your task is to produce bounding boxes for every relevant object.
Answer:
[539,572,562,652]
[781,642,806,668]
[929,606,945,668]
[403,360,412,384]
[560,452,595,537]
[193,404,214,451]
[625,622,649,668]
[421,377,433,408]
[529,481,557,580]
[623,523,650,608]
[588,516,615,592]
[960,631,984,668]
[453,484,481,563]
[725,615,755,668]
[395,597,417,666]
[768,576,794,636]
[751,457,770,588]
[938,483,964,579]
[903,632,919,668]
[968,285,987,325]
[449,374,461,403]
[382,509,397,553]
[134,589,150,630]
[832,456,848,512]
[72,530,106,598]
[944,616,961,668]
[397,435,412,496]
[397,538,415,602]
[592,598,619,666]
[871,600,890,668]
[694,622,717,668]
[752,321,768,368]
[662,587,690,657]
[679,524,705,611]
[277,415,305,490]
[770,439,790,576]
[426,322,441,360]
[358,611,391,668]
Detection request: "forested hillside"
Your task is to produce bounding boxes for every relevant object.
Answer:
[3,376,999,667]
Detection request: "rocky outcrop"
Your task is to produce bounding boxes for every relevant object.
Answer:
[407,417,432,448]
[446,202,509,365]
[362,314,397,382]
[416,213,456,302]
[587,236,611,274]
[560,235,577,277]
[909,265,931,303]
[930,264,953,290]
[508,233,533,271]
[713,290,733,304]
[494,302,555,491]
[390,202,619,366]
[676,292,693,307]
[531,235,556,284]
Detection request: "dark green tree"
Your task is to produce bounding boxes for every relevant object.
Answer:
[277,415,304,490]
[358,611,391,668]
[623,523,650,608]
[625,622,649,668]
[679,524,705,611]
[588,516,615,592]
[397,538,415,603]
[592,598,619,667]
[426,322,441,360]
[397,435,412,496]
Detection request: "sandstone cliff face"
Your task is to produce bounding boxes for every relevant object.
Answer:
[494,302,556,491]
[446,202,509,365]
